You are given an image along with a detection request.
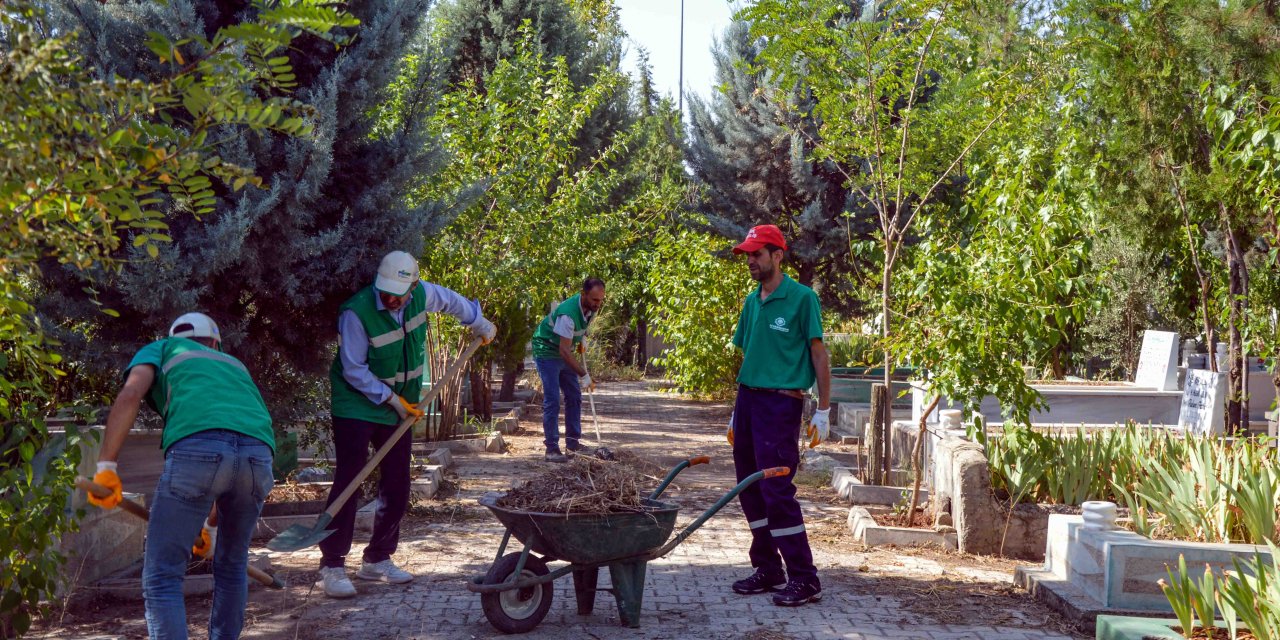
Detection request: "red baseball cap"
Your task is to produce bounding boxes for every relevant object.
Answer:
[733,224,788,254]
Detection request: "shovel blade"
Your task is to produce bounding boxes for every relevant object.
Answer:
[266,513,335,552]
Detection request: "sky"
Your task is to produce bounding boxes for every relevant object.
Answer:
[613,1,741,119]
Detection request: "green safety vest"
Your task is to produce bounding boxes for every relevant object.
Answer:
[531,294,591,360]
[127,337,275,452]
[329,283,429,425]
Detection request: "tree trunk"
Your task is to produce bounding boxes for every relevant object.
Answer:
[635,302,648,371]
[869,383,889,486]
[1224,216,1248,434]
[470,367,491,424]
[498,363,522,402]
[902,394,940,526]
[881,259,893,436]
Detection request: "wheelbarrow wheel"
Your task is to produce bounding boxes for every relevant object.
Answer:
[481,553,554,634]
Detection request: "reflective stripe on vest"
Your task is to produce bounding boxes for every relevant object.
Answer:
[378,364,425,386]
[160,349,250,415]
[368,310,428,348]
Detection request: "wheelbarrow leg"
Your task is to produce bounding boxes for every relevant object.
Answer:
[572,566,600,615]
[607,561,648,628]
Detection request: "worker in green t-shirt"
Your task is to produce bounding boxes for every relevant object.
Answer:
[530,278,606,462]
[87,312,275,639]
[725,224,832,607]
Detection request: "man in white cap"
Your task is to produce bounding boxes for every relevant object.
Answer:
[319,250,496,598]
[87,312,276,639]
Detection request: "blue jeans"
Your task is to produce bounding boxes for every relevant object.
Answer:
[144,430,274,640]
[534,357,581,453]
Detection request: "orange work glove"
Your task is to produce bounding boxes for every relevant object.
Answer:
[727,412,735,446]
[388,394,425,421]
[576,342,585,354]
[192,518,218,559]
[88,462,123,509]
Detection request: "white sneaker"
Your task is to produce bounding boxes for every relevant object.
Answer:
[356,559,414,584]
[319,566,357,599]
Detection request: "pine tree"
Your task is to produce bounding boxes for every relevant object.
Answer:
[686,19,875,316]
[38,0,451,410]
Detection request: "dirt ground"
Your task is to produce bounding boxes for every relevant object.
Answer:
[31,380,1087,640]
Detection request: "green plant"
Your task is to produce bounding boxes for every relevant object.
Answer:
[826,335,879,368]
[0,0,353,632]
[1158,555,1219,636]
[1218,546,1280,640]
[647,227,750,398]
[975,420,1280,547]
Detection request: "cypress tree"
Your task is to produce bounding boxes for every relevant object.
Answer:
[39,0,451,409]
[686,19,875,316]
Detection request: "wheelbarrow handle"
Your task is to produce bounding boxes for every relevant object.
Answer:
[647,455,712,501]
[76,477,285,589]
[649,466,789,559]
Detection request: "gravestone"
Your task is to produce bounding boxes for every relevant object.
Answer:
[1133,330,1179,391]
[1179,369,1226,435]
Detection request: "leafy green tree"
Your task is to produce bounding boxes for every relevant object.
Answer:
[648,228,752,397]
[593,54,688,370]
[686,18,875,316]
[37,0,438,414]
[432,0,630,162]
[420,32,641,409]
[740,0,1030,425]
[0,0,351,632]
[1067,0,1280,430]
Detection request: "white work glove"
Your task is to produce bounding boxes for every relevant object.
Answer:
[805,408,831,448]
[727,412,735,446]
[579,373,595,393]
[468,314,497,345]
[192,518,218,559]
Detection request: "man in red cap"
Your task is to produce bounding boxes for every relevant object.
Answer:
[726,224,831,606]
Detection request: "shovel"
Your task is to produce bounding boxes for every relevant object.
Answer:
[75,477,285,590]
[267,337,484,552]
[580,339,601,445]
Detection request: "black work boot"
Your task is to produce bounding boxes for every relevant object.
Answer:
[772,579,822,606]
[732,569,786,595]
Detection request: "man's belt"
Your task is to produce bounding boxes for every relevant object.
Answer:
[742,385,805,400]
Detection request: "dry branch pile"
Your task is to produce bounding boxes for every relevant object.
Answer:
[496,450,664,515]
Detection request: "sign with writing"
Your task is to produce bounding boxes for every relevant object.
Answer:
[1179,369,1226,435]
[1134,330,1179,391]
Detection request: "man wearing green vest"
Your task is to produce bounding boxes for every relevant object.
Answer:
[88,312,275,639]
[726,224,831,607]
[319,250,496,598]
[531,278,605,463]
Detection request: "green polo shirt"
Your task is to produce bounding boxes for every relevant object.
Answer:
[127,337,275,452]
[732,275,823,390]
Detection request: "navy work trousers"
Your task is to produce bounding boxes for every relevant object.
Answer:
[731,385,819,586]
[319,416,412,569]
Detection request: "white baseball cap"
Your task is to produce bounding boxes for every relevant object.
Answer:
[169,312,221,343]
[375,251,418,296]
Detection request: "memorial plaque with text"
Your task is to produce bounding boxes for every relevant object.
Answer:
[1134,330,1179,391]
[1179,369,1226,435]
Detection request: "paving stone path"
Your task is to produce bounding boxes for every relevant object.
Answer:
[39,381,1085,640]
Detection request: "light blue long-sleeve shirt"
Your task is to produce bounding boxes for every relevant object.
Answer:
[338,280,481,405]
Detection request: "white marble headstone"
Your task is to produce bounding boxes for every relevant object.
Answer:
[1179,369,1226,435]
[1134,330,1179,391]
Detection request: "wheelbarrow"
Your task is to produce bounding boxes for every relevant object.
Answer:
[466,455,790,633]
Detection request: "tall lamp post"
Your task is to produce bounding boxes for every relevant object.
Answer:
[678,0,685,117]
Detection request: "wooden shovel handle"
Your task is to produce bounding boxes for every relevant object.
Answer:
[76,477,279,588]
[320,337,485,521]
[77,477,151,521]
